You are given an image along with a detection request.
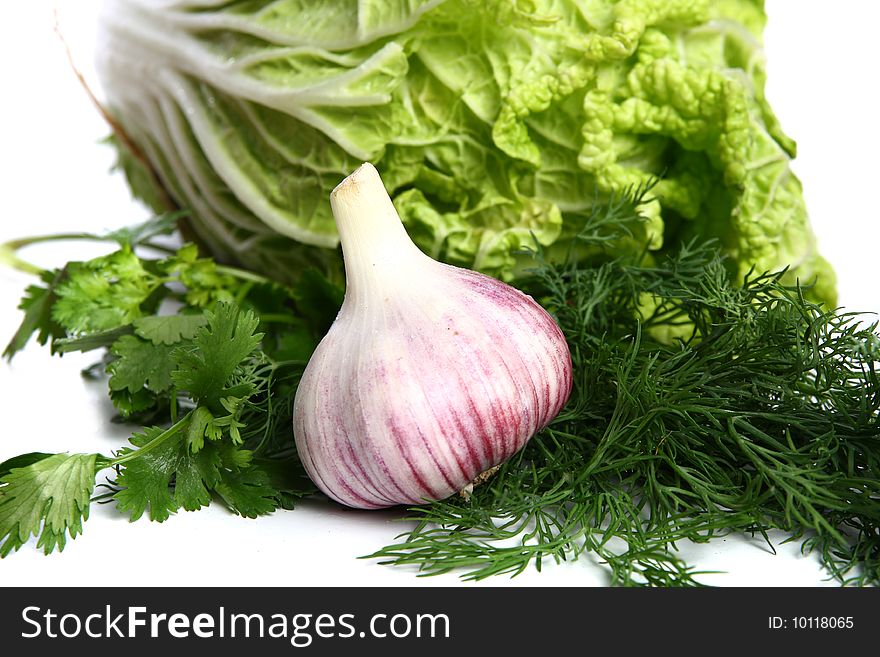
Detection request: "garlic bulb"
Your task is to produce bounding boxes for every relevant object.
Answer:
[293,164,572,509]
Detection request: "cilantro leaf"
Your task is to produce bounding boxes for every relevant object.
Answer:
[134,314,207,345]
[113,425,189,522]
[103,211,185,248]
[52,247,164,334]
[109,387,158,418]
[252,457,318,511]
[214,467,278,518]
[173,447,222,512]
[3,269,67,360]
[165,244,238,308]
[2,234,311,553]
[108,335,176,394]
[185,396,253,453]
[0,453,103,556]
[113,423,279,521]
[0,453,55,480]
[292,268,344,337]
[266,321,316,362]
[216,443,256,470]
[171,304,263,407]
[185,406,214,453]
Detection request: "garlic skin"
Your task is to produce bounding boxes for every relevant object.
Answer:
[293,164,572,509]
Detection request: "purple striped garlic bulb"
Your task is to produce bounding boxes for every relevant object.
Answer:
[293,163,572,509]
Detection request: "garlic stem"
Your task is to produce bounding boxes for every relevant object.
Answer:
[330,163,426,302]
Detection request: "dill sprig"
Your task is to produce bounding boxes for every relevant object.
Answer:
[370,192,880,586]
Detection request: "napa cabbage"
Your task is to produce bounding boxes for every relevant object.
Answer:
[98,0,835,303]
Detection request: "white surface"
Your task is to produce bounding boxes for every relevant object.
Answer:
[0,1,877,587]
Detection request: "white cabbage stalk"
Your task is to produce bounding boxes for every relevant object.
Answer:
[293,164,572,508]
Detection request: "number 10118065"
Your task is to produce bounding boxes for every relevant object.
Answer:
[769,616,854,630]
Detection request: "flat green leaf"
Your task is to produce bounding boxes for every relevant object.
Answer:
[164,244,239,309]
[108,335,176,394]
[173,448,221,512]
[214,467,278,519]
[104,211,187,248]
[0,453,55,480]
[114,424,228,521]
[113,427,181,523]
[0,453,100,556]
[133,314,208,345]
[292,268,344,337]
[109,387,157,417]
[3,269,67,360]
[52,248,164,334]
[268,325,316,362]
[185,406,214,453]
[252,457,318,511]
[171,304,263,407]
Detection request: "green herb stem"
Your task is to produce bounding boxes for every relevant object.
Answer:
[215,264,276,285]
[0,242,44,276]
[0,232,180,279]
[109,415,189,467]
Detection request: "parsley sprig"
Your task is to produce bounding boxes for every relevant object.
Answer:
[0,220,339,555]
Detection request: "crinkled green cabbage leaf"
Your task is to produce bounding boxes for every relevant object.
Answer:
[99,0,835,303]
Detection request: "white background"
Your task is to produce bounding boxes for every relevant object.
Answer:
[0,1,877,587]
